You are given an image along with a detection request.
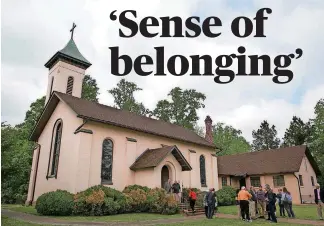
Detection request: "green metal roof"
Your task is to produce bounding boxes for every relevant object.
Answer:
[44,38,91,69]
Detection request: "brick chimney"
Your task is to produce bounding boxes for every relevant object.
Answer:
[204,115,213,143]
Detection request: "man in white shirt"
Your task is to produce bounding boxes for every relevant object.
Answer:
[314,183,324,220]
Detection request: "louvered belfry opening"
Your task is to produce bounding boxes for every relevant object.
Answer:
[66,76,74,95]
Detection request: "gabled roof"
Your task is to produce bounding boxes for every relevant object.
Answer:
[44,39,91,69]
[30,92,216,149]
[217,145,321,176]
[130,145,192,171]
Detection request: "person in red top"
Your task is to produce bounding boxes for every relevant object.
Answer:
[188,188,197,213]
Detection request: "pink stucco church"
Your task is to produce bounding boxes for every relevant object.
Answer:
[26,26,219,204]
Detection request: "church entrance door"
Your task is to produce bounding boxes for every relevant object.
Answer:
[161,165,169,188]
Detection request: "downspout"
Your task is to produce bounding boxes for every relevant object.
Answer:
[293,173,302,204]
[30,143,41,205]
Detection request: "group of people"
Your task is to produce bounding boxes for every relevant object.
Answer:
[236,184,295,223]
[164,179,181,201]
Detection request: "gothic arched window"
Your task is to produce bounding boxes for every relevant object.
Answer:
[66,76,74,95]
[200,155,207,186]
[47,119,63,178]
[101,139,113,184]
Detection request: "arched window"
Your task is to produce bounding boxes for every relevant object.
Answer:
[66,76,74,95]
[47,119,63,178]
[311,176,315,186]
[101,139,113,184]
[200,155,207,186]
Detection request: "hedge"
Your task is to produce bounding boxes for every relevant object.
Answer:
[36,185,179,216]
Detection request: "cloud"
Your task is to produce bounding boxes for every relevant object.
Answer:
[1,0,323,143]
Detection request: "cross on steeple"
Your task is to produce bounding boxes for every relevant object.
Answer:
[70,22,77,39]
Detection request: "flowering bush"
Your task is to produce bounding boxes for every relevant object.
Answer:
[36,184,180,216]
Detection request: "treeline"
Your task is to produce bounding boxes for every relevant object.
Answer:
[1,78,323,204]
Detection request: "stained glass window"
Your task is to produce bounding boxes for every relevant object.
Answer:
[200,155,207,186]
[48,120,63,178]
[101,139,113,184]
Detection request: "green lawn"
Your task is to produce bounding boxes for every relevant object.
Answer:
[1,216,314,226]
[158,218,313,226]
[1,204,182,222]
[1,216,48,226]
[218,204,319,220]
[1,204,321,226]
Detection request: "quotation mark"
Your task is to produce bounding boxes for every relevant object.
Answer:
[110,10,117,21]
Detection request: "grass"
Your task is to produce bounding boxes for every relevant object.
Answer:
[1,216,49,226]
[1,204,321,226]
[1,215,315,226]
[218,204,319,220]
[1,204,182,222]
[158,218,314,226]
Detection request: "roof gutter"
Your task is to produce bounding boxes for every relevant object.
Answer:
[293,173,303,204]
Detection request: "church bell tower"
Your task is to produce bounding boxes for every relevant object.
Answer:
[44,23,92,104]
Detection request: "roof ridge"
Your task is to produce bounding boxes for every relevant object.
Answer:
[219,145,307,158]
[54,91,213,145]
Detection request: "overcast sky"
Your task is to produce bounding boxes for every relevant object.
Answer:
[2,0,324,141]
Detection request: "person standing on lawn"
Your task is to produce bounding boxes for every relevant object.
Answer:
[203,189,209,217]
[238,186,252,222]
[205,188,216,219]
[249,186,257,219]
[277,188,286,217]
[256,185,266,218]
[282,187,295,218]
[265,184,277,223]
[314,183,324,220]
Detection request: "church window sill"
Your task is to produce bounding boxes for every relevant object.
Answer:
[46,175,56,179]
[201,184,208,187]
[101,181,113,185]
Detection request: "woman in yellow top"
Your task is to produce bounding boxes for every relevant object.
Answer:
[238,186,252,222]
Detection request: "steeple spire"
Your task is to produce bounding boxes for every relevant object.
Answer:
[44,23,91,69]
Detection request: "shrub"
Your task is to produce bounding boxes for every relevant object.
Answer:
[216,186,236,206]
[102,197,120,215]
[116,195,132,214]
[73,186,123,216]
[126,189,148,212]
[36,190,74,216]
[123,185,150,193]
[147,188,167,213]
[161,195,179,215]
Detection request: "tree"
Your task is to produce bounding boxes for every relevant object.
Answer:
[282,116,312,147]
[194,123,205,138]
[213,123,251,156]
[308,99,324,185]
[81,75,100,103]
[153,87,206,130]
[251,120,281,151]
[1,74,100,204]
[108,79,151,116]
[1,123,32,203]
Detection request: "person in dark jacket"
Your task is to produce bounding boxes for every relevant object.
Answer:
[265,184,277,223]
[205,188,216,219]
[314,183,324,220]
